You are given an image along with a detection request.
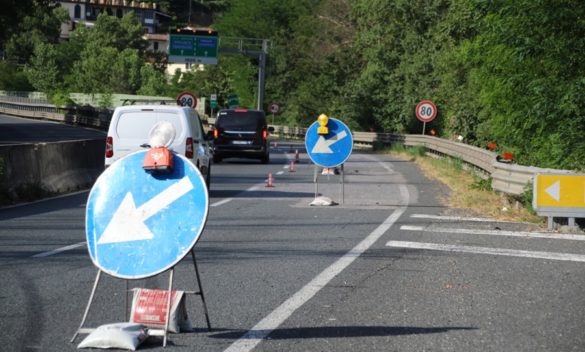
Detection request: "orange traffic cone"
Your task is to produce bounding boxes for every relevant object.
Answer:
[290,160,295,173]
[266,172,274,187]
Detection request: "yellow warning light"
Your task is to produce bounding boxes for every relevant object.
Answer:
[317,114,329,135]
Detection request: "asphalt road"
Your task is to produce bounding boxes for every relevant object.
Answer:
[0,114,105,144]
[1,120,585,351]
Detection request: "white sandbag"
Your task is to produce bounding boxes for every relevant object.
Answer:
[77,323,148,350]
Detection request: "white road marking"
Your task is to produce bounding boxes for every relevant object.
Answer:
[276,171,284,175]
[400,225,585,241]
[411,214,502,222]
[386,241,585,263]
[224,159,409,352]
[211,198,232,207]
[32,242,86,258]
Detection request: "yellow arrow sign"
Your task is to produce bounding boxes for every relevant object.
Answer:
[534,174,585,208]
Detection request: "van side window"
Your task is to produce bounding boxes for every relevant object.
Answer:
[191,112,203,141]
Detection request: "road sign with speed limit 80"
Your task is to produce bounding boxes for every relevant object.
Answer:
[415,100,437,123]
[176,92,197,108]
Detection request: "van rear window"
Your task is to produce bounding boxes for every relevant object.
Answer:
[217,111,265,130]
[116,112,182,139]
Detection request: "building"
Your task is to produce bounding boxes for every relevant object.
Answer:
[58,0,200,76]
[58,0,170,40]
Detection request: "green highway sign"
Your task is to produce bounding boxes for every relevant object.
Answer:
[168,29,219,65]
[227,94,239,108]
[210,94,218,109]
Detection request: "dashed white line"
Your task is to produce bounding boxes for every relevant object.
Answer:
[400,225,585,241]
[32,242,86,258]
[386,241,585,263]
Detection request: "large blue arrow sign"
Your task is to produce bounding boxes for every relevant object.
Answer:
[305,118,353,168]
[86,150,209,279]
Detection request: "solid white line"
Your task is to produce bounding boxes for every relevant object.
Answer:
[410,214,499,222]
[32,242,86,258]
[386,241,585,263]
[400,225,585,241]
[224,160,409,352]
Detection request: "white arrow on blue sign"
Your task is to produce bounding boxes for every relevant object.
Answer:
[85,150,209,279]
[305,118,353,168]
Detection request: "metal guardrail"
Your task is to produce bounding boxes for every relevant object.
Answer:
[1,99,575,196]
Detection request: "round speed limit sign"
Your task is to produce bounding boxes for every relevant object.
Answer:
[176,92,197,109]
[415,100,437,123]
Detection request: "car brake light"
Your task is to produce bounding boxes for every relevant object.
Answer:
[105,136,113,158]
[213,128,219,138]
[185,137,194,158]
[234,109,248,112]
[262,129,268,140]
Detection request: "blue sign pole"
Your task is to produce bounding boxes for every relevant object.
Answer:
[86,150,209,280]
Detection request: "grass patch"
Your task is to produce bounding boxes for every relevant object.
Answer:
[390,149,542,224]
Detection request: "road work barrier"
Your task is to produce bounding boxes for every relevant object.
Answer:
[0,97,577,199]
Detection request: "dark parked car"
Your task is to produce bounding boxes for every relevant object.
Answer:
[212,109,273,163]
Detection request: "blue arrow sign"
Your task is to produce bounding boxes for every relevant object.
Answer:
[86,150,209,279]
[305,118,353,168]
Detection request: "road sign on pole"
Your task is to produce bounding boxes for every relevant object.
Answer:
[415,100,437,135]
[305,117,353,168]
[176,92,197,108]
[85,150,209,279]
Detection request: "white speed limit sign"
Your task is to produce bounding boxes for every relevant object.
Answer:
[269,103,279,114]
[415,100,437,123]
[176,92,197,108]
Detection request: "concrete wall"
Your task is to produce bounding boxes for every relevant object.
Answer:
[0,139,105,203]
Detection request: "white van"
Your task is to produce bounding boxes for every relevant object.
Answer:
[105,105,212,187]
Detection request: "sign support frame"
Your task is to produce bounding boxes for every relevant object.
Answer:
[71,249,211,346]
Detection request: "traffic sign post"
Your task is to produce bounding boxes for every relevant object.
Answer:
[177,91,198,108]
[72,150,211,346]
[533,173,585,229]
[269,102,279,125]
[305,116,353,205]
[415,100,437,135]
[210,94,217,117]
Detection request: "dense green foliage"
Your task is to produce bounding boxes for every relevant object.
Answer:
[0,0,584,170]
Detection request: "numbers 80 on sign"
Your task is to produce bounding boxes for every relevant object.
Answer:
[415,100,437,123]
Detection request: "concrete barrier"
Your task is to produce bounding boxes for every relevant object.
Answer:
[0,139,105,203]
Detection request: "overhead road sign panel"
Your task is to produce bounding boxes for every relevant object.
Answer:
[86,150,209,279]
[168,28,219,65]
[305,117,353,168]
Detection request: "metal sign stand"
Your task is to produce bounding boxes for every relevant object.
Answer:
[71,249,211,347]
[313,164,345,205]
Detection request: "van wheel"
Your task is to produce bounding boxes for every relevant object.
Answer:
[260,153,269,164]
[213,154,222,163]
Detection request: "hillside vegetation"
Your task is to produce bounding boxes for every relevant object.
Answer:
[1,0,584,170]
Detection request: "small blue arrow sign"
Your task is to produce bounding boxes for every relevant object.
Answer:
[86,150,209,279]
[305,118,353,168]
